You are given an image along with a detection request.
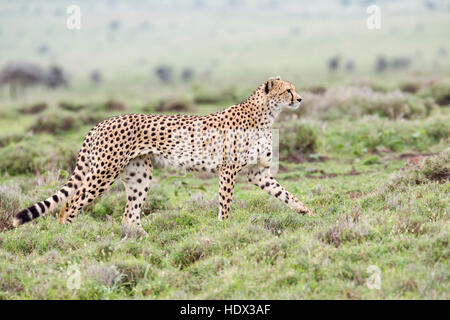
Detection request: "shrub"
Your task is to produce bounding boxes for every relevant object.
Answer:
[282,86,436,121]
[304,85,326,95]
[324,116,450,155]
[19,102,47,114]
[278,120,319,162]
[380,149,449,195]
[153,98,195,113]
[192,85,239,104]
[58,102,85,112]
[418,80,450,106]
[419,150,449,183]
[399,82,421,94]
[28,109,106,135]
[103,99,125,111]
[0,135,78,175]
[361,155,379,165]
[29,113,76,134]
[0,133,25,148]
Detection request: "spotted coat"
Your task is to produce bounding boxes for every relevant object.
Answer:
[13,76,310,234]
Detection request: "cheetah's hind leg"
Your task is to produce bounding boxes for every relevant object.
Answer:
[119,156,153,238]
[59,170,117,224]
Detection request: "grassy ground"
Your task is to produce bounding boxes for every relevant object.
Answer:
[0,80,448,299]
[0,0,449,300]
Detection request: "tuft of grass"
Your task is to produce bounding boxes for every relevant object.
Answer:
[420,150,450,182]
[0,184,21,231]
[318,215,370,247]
[381,149,449,195]
[361,155,380,165]
[171,239,213,269]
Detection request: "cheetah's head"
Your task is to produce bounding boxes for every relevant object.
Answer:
[264,76,302,110]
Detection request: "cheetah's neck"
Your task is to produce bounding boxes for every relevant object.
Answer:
[237,84,279,129]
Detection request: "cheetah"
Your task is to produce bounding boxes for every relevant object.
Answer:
[13,76,310,235]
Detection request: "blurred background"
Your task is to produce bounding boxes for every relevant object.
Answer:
[0,0,449,102]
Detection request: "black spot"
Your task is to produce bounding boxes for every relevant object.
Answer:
[61,189,69,197]
[44,200,51,208]
[275,191,282,197]
[52,195,59,202]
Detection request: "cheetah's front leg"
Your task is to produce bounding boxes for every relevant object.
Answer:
[248,165,310,215]
[218,165,237,220]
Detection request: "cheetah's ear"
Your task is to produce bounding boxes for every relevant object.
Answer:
[264,76,282,94]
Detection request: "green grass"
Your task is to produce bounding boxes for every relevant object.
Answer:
[0,153,448,299]
[0,0,449,300]
[0,94,448,298]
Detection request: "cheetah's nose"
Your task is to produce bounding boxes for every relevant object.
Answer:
[297,98,302,102]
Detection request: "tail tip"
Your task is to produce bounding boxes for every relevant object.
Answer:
[12,208,33,227]
[12,217,21,228]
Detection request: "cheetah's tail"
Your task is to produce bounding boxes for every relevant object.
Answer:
[12,175,79,227]
[12,128,97,227]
